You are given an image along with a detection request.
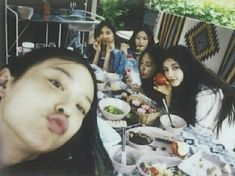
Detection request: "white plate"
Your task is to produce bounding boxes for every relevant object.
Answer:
[97,117,121,151]
[178,151,235,176]
[126,126,176,155]
[132,155,183,176]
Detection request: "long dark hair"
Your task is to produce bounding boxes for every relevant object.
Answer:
[129,23,155,52]
[139,45,165,105]
[1,48,114,176]
[163,45,235,133]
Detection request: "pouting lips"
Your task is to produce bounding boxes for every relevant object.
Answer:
[47,115,68,135]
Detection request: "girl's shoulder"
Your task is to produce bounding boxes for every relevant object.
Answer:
[196,84,223,100]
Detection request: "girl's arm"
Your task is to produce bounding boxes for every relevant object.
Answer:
[103,39,115,72]
[92,38,101,65]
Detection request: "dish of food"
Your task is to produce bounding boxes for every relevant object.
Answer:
[104,105,124,115]
[126,126,175,154]
[128,131,153,145]
[131,155,184,176]
[128,95,159,114]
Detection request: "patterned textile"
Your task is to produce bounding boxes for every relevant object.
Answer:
[185,22,220,62]
[180,125,235,166]
[218,31,235,85]
[157,13,185,48]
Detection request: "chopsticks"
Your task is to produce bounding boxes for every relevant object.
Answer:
[121,127,126,165]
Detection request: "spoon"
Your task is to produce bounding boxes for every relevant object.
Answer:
[162,98,175,128]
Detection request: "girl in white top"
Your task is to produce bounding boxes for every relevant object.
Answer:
[154,45,235,151]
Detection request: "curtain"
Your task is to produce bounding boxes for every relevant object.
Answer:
[218,31,235,86]
[157,12,185,48]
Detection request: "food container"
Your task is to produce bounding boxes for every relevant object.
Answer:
[160,114,187,135]
[108,145,141,174]
[134,155,182,176]
[99,98,131,121]
[15,6,34,19]
[127,95,161,124]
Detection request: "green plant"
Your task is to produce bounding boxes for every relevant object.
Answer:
[145,0,235,29]
[97,0,128,29]
[97,0,144,30]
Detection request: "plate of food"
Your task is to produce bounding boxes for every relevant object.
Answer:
[126,126,190,157]
[178,151,234,176]
[131,155,185,176]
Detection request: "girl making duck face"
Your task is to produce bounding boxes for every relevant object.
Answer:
[154,45,235,151]
[85,20,126,76]
[0,48,113,176]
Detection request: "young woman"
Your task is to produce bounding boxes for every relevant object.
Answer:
[120,23,155,62]
[84,20,126,76]
[126,45,165,124]
[154,45,235,150]
[0,48,114,175]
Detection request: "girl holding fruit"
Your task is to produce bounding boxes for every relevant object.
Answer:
[84,20,127,76]
[154,45,235,151]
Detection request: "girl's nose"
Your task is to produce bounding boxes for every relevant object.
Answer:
[140,65,145,72]
[55,103,70,118]
[167,69,174,78]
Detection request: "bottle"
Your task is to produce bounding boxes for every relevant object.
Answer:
[125,53,142,86]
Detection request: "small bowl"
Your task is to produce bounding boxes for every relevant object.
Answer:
[99,98,131,121]
[97,81,107,90]
[108,145,141,174]
[17,6,34,19]
[160,114,186,135]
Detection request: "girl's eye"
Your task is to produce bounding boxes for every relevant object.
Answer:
[163,68,168,73]
[49,79,64,90]
[143,37,148,41]
[76,104,86,115]
[172,65,180,70]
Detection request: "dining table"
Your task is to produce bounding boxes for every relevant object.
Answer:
[92,64,235,176]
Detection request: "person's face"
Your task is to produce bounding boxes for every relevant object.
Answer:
[140,53,157,79]
[0,59,94,154]
[135,31,149,53]
[163,58,184,87]
[99,26,114,45]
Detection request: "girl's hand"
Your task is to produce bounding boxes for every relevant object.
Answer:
[125,74,132,87]
[120,43,129,55]
[153,82,172,96]
[106,38,115,54]
[93,38,101,52]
